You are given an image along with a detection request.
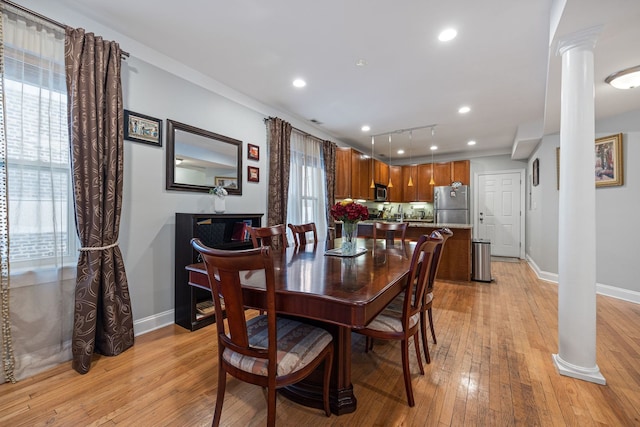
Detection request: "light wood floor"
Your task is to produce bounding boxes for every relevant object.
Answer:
[1,260,639,426]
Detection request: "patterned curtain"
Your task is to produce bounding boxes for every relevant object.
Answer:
[0,8,15,384]
[322,140,336,231]
[266,117,292,228]
[65,28,133,374]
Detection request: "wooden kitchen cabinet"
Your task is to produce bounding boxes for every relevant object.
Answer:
[433,162,452,187]
[347,150,373,200]
[387,165,403,202]
[402,165,418,202]
[335,147,352,199]
[417,163,434,202]
[451,160,470,184]
[374,159,389,185]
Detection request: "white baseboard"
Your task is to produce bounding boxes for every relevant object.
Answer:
[525,255,640,305]
[133,309,175,337]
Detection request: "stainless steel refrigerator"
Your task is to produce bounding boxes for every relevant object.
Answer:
[434,185,470,224]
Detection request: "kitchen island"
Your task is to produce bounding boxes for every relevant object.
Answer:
[337,220,472,281]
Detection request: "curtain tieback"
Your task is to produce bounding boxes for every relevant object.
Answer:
[79,241,119,252]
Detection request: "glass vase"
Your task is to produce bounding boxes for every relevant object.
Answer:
[341,221,359,255]
[213,196,226,213]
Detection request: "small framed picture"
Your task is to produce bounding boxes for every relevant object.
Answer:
[248,143,260,161]
[532,158,539,186]
[215,176,238,189]
[248,166,259,182]
[124,110,162,147]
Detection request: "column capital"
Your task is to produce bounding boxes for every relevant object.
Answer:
[556,25,603,56]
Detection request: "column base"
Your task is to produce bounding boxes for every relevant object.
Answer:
[552,353,606,385]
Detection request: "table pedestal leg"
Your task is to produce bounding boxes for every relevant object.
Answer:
[280,323,356,415]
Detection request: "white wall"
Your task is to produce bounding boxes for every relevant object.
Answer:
[527,109,640,301]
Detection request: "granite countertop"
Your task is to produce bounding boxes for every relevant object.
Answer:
[358,220,473,229]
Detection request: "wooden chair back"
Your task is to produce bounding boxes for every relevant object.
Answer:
[427,228,453,291]
[373,221,408,242]
[287,222,318,246]
[247,224,288,250]
[402,233,443,321]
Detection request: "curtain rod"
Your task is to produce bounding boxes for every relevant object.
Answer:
[1,0,130,59]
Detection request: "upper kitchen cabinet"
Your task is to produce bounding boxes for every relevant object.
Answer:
[432,162,452,188]
[387,165,403,202]
[417,163,434,202]
[374,160,389,186]
[335,147,352,199]
[355,152,371,199]
[402,165,418,202]
[451,160,470,184]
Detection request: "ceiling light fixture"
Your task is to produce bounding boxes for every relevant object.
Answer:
[370,136,375,189]
[356,59,367,67]
[361,125,370,132]
[407,130,414,187]
[458,106,471,114]
[292,78,306,88]
[429,127,436,186]
[176,158,183,165]
[605,65,640,89]
[467,140,476,146]
[387,134,393,188]
[438,28,457,42]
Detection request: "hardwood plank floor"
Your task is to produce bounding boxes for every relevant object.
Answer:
[1,260,639,426]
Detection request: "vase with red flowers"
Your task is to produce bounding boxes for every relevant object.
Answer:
[330,199,369,255]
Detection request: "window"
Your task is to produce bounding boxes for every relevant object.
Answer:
[2,16,75,270]
[286,130,328,240]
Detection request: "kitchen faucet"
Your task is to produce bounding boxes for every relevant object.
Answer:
[397,204,403,222]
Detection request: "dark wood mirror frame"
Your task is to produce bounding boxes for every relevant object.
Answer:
[166,119,243,195]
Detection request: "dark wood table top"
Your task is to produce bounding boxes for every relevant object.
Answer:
[186,238,414,328]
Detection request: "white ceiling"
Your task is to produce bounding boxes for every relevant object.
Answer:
[54,0,640,162]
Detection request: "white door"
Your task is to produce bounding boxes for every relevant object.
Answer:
[476,171,522,258]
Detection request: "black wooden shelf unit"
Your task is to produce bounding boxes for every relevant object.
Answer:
[175,212,263,331]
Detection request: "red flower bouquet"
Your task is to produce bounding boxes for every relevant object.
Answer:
[330,199,369,223]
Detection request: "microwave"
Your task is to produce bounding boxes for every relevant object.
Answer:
[374,183,387,201]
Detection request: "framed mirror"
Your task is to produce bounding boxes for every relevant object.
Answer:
[166,119,242,195]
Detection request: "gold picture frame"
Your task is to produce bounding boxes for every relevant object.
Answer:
[555,133,624,190]
[595,133,623,187]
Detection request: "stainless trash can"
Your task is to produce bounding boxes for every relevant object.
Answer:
[472,239,492,282]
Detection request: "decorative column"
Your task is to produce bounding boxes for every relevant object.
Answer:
[553,27,605,384]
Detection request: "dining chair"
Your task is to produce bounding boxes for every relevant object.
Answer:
[247,224,289,250]
[191,238,334,427]
[373,221,408,243]
[420,228,453,360]
[287,222,318,246]
[354,233,442,407]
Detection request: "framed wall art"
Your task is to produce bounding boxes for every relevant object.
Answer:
[595,133,623,187]
[215,176,238,189]
[555,133,624,190]
[532,158,539,186]
[248,166,259,182]
[248,143,260,161]
[124,110,162,147]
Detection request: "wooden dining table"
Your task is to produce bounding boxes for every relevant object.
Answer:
[186,238,414,415]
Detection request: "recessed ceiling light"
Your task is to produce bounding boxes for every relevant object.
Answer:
[458,106,471,114]
[293,78,306,88]
[356,59,367,67]
[361,125,370,132]
[430,145,438,151]
[438,28,457,42]
[467,140,476,146]
[397,149,405,155]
